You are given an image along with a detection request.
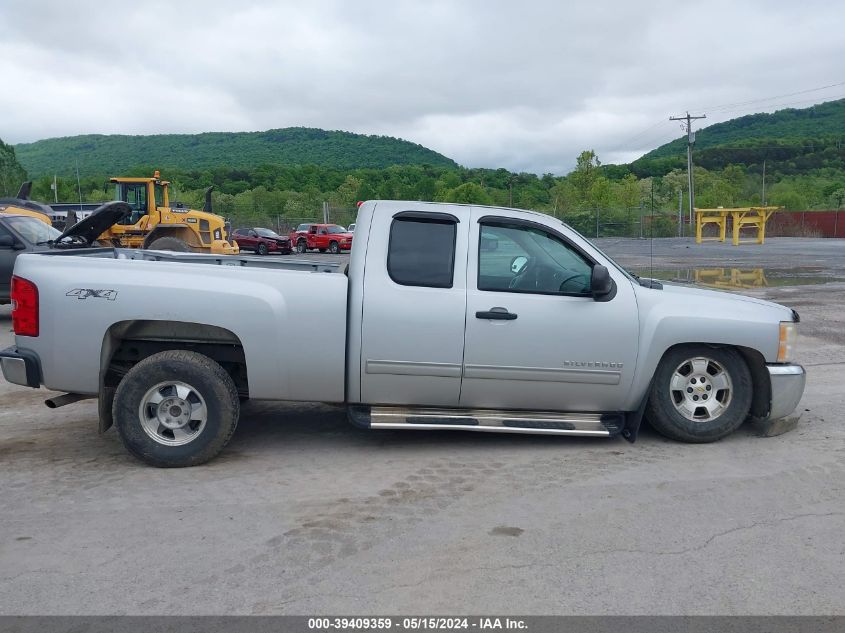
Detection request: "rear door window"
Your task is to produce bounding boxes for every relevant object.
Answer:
[387,218,457,288]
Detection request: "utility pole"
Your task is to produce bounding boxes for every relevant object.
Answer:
[670,112,706,238]
[678,189,683,237]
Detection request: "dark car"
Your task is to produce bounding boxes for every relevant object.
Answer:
[232,227,292,255]
[0,214,63,303]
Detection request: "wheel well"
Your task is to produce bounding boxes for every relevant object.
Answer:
[101,320,249,398]
[655,343,770,419]
[736,345,770,419]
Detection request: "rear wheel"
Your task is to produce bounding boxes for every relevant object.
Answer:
[297,239,307,254]
[113,350,239,467]
[147,236,191,252]
[329,241,339,254]
[257,242,268,255]
[646,345,751,443]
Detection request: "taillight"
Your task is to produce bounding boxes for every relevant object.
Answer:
[11,276,39,337]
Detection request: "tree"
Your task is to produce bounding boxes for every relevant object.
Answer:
[618,174,641,209]
[570,150,600,204]
[0,138,27,198]
[830,188,845,209]
[444,182,493,205]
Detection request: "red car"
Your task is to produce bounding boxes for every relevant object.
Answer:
[289,223,353,254]
[232,227,292,255]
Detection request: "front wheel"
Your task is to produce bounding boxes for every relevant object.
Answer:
[113,350,240,467]
[645,345,752,443]
[147,236,191,252]
[297,240,307,254]
[257,242,268,255]
[329,241,339,254]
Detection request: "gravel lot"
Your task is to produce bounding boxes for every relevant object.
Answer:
[0,237,843,615]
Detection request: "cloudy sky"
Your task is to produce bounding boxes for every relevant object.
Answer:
[1,0,843,174]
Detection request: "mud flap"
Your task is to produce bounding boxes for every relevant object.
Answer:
[622,377,654,443]
[98,386,116,434]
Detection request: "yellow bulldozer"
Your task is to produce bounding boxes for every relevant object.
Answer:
[2,172,238,254]
[104,171,238,254]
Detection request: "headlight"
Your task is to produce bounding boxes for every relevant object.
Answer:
[777,321,798,363]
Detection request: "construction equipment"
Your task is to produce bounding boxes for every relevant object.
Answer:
[0,182,53,225]
[101,171,238,254]
[695,207,782,245]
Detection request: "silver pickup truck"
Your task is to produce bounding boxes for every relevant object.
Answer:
[0,200,805,467]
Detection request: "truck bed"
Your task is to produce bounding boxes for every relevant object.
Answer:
[12,248,350,401]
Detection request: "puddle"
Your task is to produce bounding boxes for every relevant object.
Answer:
[630,267,844,289]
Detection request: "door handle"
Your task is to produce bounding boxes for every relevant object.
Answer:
[476,307,517,320]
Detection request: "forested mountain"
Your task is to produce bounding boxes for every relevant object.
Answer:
[0,138,27,197]
[14,127,458,177]
[626,99,845,178]
[13,98,845,239]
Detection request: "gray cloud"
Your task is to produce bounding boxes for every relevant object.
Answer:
[1,0,843,174]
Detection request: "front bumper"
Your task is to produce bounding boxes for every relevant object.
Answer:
[764,364,806,421]
[211,239,240,255]
[0,346,41,388]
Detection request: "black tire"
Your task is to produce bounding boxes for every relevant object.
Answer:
[297,239,307,254]
[646,345,752,443]
[113,350,240,467]
[329,241,339,254]
[147,236,191,252]
[257,242,268,255]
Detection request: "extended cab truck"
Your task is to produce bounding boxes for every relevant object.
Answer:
[0,201,805,467]
[289,223,353,253]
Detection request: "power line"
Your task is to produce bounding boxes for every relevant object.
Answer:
[615,119,673,150]
[699,80,845,112]
[708,92,845,117]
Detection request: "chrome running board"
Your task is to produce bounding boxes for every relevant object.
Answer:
[349,406,624,437]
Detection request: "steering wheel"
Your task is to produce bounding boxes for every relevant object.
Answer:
[557,272,587,293]
[509,261,531,289]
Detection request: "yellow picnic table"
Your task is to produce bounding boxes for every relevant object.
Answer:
[694,207,782,245]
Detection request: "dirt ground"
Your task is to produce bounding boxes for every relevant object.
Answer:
[0,237,843,615]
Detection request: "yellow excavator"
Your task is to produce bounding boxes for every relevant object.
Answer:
[103,171,238,253]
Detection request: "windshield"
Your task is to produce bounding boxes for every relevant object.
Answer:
[255,228,281,237]
[6,216,62,244]
[326,225,347,234]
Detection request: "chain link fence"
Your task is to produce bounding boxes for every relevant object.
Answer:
[556,207,684,239]
[219,202,689,240]
[223,205,359,236]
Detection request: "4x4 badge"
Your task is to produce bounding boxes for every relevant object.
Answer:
[66,289,118,301]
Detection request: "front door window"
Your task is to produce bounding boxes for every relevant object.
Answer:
[478,222,592,295]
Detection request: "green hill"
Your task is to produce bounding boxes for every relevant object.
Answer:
[627,98,845,178]
[15,127,458,178]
